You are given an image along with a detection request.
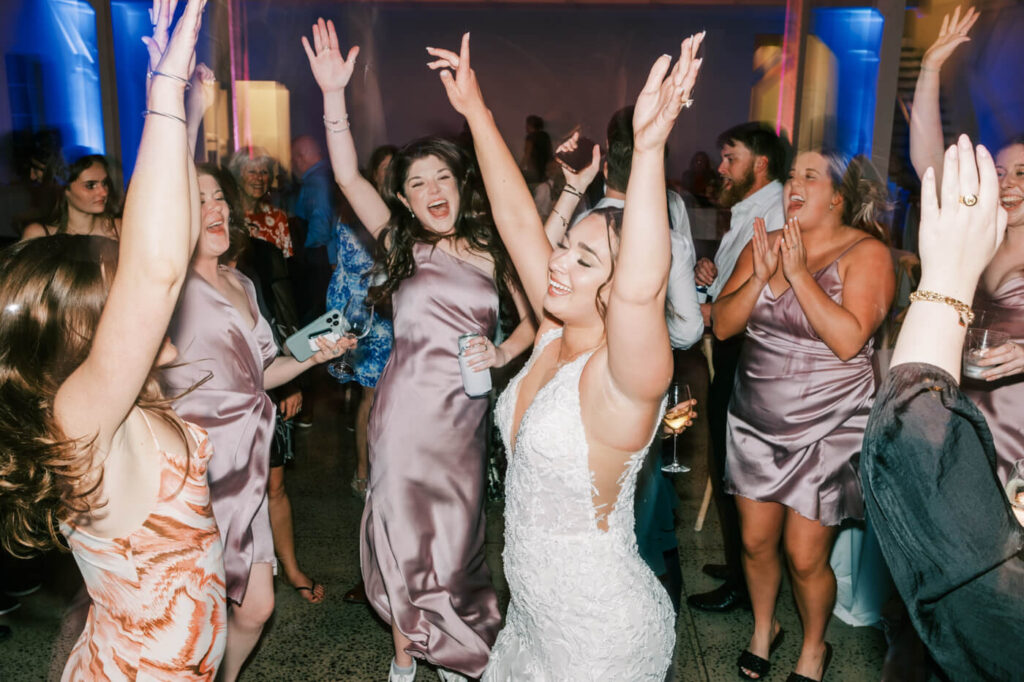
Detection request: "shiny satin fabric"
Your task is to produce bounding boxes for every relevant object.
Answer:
[362,243,501,677]
[962,276,1024,484]
[162,268,278,604]
[726,258,874,526]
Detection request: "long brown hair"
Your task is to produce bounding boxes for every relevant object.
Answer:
[0,235,182,556]
[819,150,891,243]
[49,154,122,237]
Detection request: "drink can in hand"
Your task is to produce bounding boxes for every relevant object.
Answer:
[458,332,492,397]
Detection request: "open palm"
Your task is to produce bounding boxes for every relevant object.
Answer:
[301,18,359,94]
[922,6,978,70]
[632,32,704,153]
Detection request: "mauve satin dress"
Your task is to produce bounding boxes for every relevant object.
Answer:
[161,267,278,604]
[962,276,1024,484]
[725,248,874,526]
[362,242,501,677]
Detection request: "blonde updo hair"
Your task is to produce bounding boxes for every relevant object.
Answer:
[819,150,891,243]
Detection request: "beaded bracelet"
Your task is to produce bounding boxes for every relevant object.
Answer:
[908,290,974,327]
[324,114,350,134]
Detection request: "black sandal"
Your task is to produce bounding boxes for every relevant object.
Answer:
[786,642,833,682]
[737,627,785,680]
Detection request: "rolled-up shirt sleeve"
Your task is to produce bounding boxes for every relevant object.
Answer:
[666,227,703,350]
[861,362,1024,680]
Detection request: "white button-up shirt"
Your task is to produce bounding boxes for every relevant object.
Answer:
[706,180,785,301]
[581,192,704,350]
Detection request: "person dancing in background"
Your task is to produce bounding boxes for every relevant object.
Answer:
[0,1,226,677]
[161,159,351,681]
[909,5,1024,484]
[21,153,121,241]
[862,135,1023,680]
[428,31,703,679]
[302,19,536,681]
[712,150,895,681]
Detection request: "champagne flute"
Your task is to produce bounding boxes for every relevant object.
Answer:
[328,294,374,379]
[662,383,692,474]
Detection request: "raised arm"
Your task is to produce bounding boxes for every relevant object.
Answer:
[426,34,552,320]
[55,0,206,446]
[605,34,703,401]
[893,135,1007,377]
[302,18,390,238]
[909,6,978,188]
[711,217,779,339]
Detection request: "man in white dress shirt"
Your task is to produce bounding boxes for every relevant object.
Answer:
[689,122,788,614]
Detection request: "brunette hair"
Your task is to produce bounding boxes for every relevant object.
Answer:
[366,145,399,190]
[582,206,625,319]
[0,236,183,556]
[47,154,121,236]
[717,122,789,183]
[372,136,513,302]
[818,150,891,243]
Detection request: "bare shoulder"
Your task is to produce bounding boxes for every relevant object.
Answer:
[20,223,50,241]
[842,235,891,268]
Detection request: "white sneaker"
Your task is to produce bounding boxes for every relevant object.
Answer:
[437,669,467,682]
[389,658,417,682]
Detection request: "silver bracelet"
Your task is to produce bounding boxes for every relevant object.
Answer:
[147,70,191,89]
[551,207,568,229]
[323,114,350,134]
[142,109,187,125]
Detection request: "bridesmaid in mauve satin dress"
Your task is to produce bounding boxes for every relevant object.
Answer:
[712,151,894,682]
[302,20,536,680]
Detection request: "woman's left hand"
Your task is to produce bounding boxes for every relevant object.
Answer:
[427,33,487,119]
[779,217,810,282]
[976,341,1024,381]
[632,32,704,153]
[278,390,303,420]
[463,335,506,371]
[310,334,357,365]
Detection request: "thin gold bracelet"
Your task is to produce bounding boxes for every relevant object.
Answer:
[550,207,568,230]
[909,290,975,327]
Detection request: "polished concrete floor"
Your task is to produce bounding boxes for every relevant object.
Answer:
[0,362,888,681]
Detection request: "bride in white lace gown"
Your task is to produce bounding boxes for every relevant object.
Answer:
[428,32,705,680]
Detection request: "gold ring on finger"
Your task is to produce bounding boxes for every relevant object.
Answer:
[959,193,978,207]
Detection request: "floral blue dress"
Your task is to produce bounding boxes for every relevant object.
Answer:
[325,220,393,387]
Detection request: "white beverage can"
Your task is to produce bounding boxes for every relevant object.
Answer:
[458,332,493,397]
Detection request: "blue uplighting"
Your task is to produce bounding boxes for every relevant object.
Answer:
[111,0,156,180]
[812,8,885,158]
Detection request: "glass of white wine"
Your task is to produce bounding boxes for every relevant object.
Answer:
[662,383,692,474]
[329,295,374,380]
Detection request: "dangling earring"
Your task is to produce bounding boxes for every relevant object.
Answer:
[828,203,835,211]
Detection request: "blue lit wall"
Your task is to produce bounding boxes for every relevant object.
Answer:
[812,8,884,158]
[6,0,104,156]
[111,0,155,180]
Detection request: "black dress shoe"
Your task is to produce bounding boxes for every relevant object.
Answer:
[701,563,731,581]
[687,582,751,613]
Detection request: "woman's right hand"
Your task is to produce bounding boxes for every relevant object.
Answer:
[301,18,360,95]
[555,132,602,195]
[921,6,979,71]
[750,217,780,286]
[142,0,206,86]
[426,33,488,120]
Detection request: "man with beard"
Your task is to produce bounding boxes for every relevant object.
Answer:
[690,122,787,613]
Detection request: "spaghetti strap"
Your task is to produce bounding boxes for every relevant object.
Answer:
[835,237,872,262]
[138,409,162,452]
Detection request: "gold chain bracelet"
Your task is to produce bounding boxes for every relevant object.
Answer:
[908,290,975,327]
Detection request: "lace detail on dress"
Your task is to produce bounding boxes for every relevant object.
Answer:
[485,328,674,681]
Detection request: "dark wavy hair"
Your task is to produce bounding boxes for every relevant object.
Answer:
[817,150,891,243]
[365,145,399,190]
[0,236,186,556]
[196,163,251,265]
[48,154,122,236]
[717,122,790,183]
[372,137,513,302]
[580,206,625,319]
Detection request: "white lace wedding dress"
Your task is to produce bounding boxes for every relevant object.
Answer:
[484,329,675,681]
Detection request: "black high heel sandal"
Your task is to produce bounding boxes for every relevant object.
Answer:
[737,627,785,680]
[786,642,833,682]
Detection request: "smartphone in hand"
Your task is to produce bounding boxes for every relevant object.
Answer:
[555,134,599,174]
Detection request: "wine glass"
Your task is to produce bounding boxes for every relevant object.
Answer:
[328,294,374,380]
[662,383,692,474]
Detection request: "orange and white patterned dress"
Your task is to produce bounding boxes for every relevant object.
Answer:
[61,414,227,681]
[245,204,294,258]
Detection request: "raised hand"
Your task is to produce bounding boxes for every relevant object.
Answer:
[301,18,360,94]
[917,134,1007,303]
[555,131,601,194]
[142,0,177,75]
[751,217,780,285]
[922,6,978,71]
[779,216,809,282]
[426,33,487,119]
[143,0,206,85]
[632,32,704,154]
